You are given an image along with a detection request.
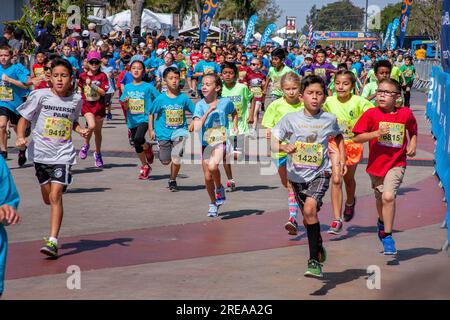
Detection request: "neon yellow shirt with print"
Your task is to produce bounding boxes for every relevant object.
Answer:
[323,94,374,141]
[262,97,304,158]
[222,82,253,135]
[390,66,401,82]
[268,65,293,98]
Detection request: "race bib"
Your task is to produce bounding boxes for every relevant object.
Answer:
[378,122,405,148]
[239,71,247,80]
[292,141,324,169]
[34,67,44,78]
[0,85,13,101]
[84,85,100,102]
[165,109,184,128]
[43,117,72,141]
[304,70,313,77]
[204,126,226,145]
[251,87,263,98]
[204,67,214,75]
[128,99,145,114]
[315,68,326,80]
[338,119,353,140]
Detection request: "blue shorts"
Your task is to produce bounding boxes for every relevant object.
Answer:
[272,156,287,169]
[187,69,193,78]
[0,225,7,296]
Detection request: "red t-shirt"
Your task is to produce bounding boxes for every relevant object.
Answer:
[35,81,51,90]
[78,71,109,117]
[246,71,266,102]
[352,106,418,177]
[33,63,45,78]
[238,65,252,84]
[189,53,203,71]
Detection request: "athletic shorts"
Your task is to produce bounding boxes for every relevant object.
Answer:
[187,69,193,78]
[289,171,331,213]
[82,102,106,119]
[272,156,287,169]
[158,137,186,163]
[0,107,21,125]
[202,143,228,161]
[369,166,405,201]
[328,138,364,166]
[34,162,73,186]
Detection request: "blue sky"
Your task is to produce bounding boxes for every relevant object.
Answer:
[275,0,402,30]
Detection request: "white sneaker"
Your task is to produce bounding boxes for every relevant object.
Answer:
[207,203,218,217]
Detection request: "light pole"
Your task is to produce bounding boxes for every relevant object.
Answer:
[365,0,368,32]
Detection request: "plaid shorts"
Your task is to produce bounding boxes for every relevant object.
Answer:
[289,171,331,212]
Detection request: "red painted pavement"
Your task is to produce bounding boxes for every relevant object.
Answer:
[6,176,446,281]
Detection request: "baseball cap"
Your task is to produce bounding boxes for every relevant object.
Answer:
[156,48,165,56]
[305,54,313,59]
[82,30,89,37]
[87,51,101,62]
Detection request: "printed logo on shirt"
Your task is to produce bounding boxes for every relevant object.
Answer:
[337,119,353,140]
[378,122,405,148]
[84,82,100,102]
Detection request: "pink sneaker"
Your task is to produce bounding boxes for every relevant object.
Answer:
[79,144,89,160]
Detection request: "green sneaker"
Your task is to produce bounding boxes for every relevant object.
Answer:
[318,246,327,264]
[304,259,323,278]
[40,238,58,258]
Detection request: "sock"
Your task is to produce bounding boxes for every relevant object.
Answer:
[306,222,322,261]
[288,192,299,220]
[378,218,384,225]
[382,232,392,239]
[49,237,58,245]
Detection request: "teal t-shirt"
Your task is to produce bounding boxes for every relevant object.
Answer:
[0,63,29,114]
[193,60,221,89]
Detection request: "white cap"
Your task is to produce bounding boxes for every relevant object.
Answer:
[88,22,96,30]
[156,48,164,56]
[82,30,89,37]
[139,42,146,48]
[96,40,104,47]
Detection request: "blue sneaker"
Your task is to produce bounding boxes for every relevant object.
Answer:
[215,186,226,206]
[207,203,218,217]
[382,235,397,255]
[377,220,385,242]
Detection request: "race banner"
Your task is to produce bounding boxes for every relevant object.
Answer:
[260,23,277,47]
[399,0,414,49]
[244,14,258,47]
[382,22,392,50]
[199,0,220,44]
[286,16,296,34]
[442,0,450,73]
[389,18,400,50]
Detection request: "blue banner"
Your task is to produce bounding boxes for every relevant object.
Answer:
[244,14,258,47]
[399,0,414,49]
[260,23,277,47]
[199,0,220,44]
[389,18,400,50]
[382,23,392,50]
[426,66,450,245]
[442,0,450,73]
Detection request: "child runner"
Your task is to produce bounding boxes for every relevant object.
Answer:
[400,56,418,108]
[156,52,178,93]
[272,75,346,277]
[0,155,21,297]
[193,47,221,98]
[263,48,293,104]
[299,54,314,78]
[32,51,46,80]
[247,57,266,139]
[261,72,304,236]
[175,52,188,90]
[119,56,159,180]
[101,52,115,121]
[15,58,89,258]
[187,44,203,98]
[78,50,109,167]
[192,73,237,217]
[221,62,253,191]
[361,60,392,104]
[312,49,337,88]
[323,70,374,234]
[237,55,251,84]
[0,45,30,165]
[149,67,195,191]
[352,78,417,255]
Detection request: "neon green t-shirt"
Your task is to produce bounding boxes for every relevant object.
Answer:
[268,65,293,98]
[262,97,304,158]
[400,65,415,84]
[222,82,253,135]
[390,66,401,82]
[323,94,374,141]
[366,69,377,83]
[361,81,378,104]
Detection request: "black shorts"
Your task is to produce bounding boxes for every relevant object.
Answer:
[0,107,21,125]
[289,171,331,213]
[34,162,73,186]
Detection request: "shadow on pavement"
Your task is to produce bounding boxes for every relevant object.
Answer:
[176,185,205,191]
[150,174,189,181]
[9,163,34,170]
[66,187,111,194]
[58,238,133,258]
[72,163,137,174]
[397,187,420,195]
[310,269,368,296]
[386,247,441,266]
[235,185,278,192]
[329,225,402,242]
[219,209,265,220]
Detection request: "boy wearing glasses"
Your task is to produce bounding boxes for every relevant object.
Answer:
[352,78,417,255]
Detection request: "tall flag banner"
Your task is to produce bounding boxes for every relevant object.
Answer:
[199,0,220,44]
[382,22,393,50]
[442,0,450,72]
[244,14,258,47]
[389,18,400,50]
[399,0,414,49]
[260,23,277,47]
[307,20,314,47]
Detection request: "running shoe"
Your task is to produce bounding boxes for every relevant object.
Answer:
[145,143,154,165]
[1,151,7,160]
[215,186,226,206]
[138,165,151,180]
[382,235,397,255]
[207,202,218,217]
[94,152,103,168]
[226,180,236,192]
[18,148,27,167]
[168,179,178,192]
[377,219,385,242]
[40,238,58,258]
[284,216,298,235]
[343,198,356,222]
[79,144,89,160]
[327,219,343,235]
[106,112,113,121]
[304,259,323,278]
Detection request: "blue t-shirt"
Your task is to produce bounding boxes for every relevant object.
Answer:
[119,82,160,129]
[0,156,20,295]
[0,63,29,113]
[351,61,363,77]
[193,98,235,146]
[293,55,304,73]
[62,55,80,73]
[193,60,221,89]
[261,57,270,76]
[287,53,296,63]
[151,57,164,75]
[150,92,195,141]
[120,72,134,87]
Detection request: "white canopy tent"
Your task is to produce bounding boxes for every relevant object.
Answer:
[178,26,221,41]
[271,36,285,46]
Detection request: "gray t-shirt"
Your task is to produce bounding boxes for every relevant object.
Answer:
[17,88,82,165]
[272,109,342,183]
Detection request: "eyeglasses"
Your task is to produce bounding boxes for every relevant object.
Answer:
[250,63,259,66]
[44,66,50,71]
[376,89,400,97]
